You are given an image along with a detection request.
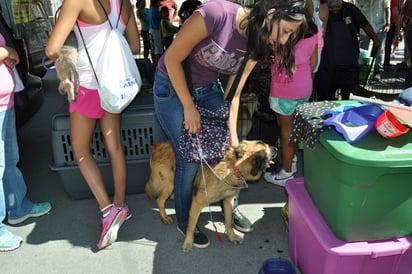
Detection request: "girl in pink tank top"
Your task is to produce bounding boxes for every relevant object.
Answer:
[45,0,140,250]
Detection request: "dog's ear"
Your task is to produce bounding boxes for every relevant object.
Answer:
[235,145,244,159]
[251,151,268,176]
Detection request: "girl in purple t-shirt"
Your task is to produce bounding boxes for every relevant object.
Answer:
[153,0,306,250]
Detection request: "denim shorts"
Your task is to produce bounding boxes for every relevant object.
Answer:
[269,96,309,116]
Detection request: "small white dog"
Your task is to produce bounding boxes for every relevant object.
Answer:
[55,46,79,102]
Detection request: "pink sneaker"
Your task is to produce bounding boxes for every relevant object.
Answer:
[97,205,126,250]
[119,204,132,220]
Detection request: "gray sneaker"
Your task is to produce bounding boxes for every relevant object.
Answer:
[233,208,254,233]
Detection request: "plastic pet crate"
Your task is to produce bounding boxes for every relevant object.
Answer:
[287,178,412,274]
[49,90,167,199]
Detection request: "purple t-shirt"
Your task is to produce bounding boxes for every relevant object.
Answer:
[157,0,247,87]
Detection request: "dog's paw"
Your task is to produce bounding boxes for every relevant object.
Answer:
[65,83,76,102]
[161,215,173,224]
[228,233,243,245]
[182,241,193,253]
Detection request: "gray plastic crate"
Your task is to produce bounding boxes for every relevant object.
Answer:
[49,90,167,199]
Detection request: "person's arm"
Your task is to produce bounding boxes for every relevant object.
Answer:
[310,42,318,78]
[164,12,208,134]
[46,0,140,59]
[362,23,382,54]
[318,1,329,33]
[383,6,391,32]
[307,0,314,16]
[163,20,179,33]
[228,59,257,148]
[45,0,81,61]
[172,0,179,19]
[392,2,401,39]
[0,46,19,67]
[123,3,141,54]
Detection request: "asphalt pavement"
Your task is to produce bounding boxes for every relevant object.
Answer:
[2,70,302,274]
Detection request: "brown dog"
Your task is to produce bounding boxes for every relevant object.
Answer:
[145,140,277,252]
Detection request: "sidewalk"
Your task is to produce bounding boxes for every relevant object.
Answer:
[2,71,300,274]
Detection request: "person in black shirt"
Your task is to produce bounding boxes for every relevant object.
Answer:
[313,0,380,100]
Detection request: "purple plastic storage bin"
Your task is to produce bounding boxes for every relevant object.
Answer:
[286,177,412,274]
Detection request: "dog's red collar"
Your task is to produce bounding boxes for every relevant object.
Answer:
[231,162,243,179]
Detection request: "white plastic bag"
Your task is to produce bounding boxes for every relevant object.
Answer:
[95,29,142,113]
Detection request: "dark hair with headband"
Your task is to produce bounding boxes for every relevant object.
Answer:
[241,0,306,75]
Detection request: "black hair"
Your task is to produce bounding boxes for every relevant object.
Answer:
[297,8,318,38]
[160,6,169,17]
[150,0,160,7]
[179,0,202,23]
[241,0,306,76]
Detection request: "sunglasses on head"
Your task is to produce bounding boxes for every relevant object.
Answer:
[284,5,305,15]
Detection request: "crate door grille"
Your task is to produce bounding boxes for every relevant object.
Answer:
[54,124,156,166]
[123,127,154,160]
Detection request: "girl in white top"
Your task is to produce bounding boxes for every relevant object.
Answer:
[45,0,140,250]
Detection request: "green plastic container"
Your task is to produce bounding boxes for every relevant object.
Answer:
[304,129,412,242]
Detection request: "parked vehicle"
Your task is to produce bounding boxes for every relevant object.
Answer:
[0,0,53,78]
[0,10,44,128]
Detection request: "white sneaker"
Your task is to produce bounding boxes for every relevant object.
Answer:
[292,154,297,174]
[264,169,294,187]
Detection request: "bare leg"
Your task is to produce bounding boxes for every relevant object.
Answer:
[275,113,296,173]
[99,112,127,208]
[70,111,111,210]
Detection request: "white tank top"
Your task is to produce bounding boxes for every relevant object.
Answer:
[74,0,126,89]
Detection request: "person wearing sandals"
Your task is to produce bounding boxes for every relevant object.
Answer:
[153,0,306,249]
[45,0,140,250]
[0,33,52,251]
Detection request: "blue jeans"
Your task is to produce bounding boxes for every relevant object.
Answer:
[0,108,33,233]
[153,70,224,228]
